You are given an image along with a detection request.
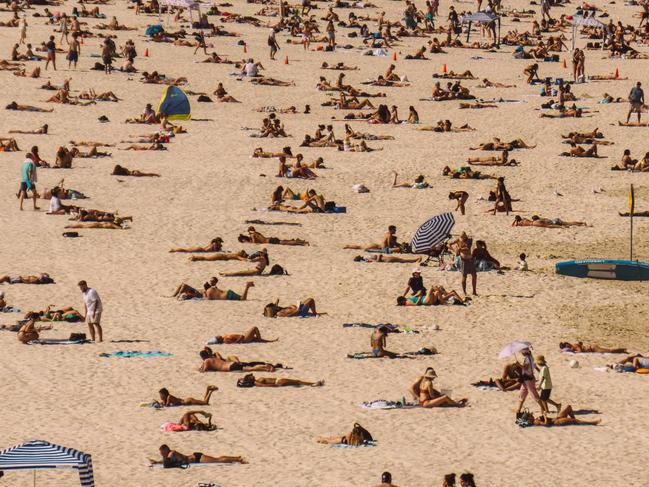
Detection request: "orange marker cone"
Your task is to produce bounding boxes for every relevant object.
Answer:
[614,67,619,79]
[392,51,397,61]
[144,48,149,57]
[562,58,567,68]
[442,63,447,74]
[284,55,289,65]
[243,45,247,54]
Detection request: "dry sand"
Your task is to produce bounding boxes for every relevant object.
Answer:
[1,0,649,486]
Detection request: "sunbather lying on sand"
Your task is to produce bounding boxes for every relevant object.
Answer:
[263,298,323,317]
[32,306,83,322]
[616,354,649,368]
[112,165,160,177]
[316,423,373,445]
[354,255,422,263]
[170,238,224,253]
[528,405,601,427]
[236,373,324,387]
[199,349,278,372]
[470,138,535,151]
[173,280,254,301]
[190,251,250,262]
[5,101,53,112]
[210,326,278,344]
[9,124,48,135]
[64,219,128,230]
[560,342,627,353]
[169,410,216,431]
[559,143,599,157]
[468,150,518,166]
[410,368,468,407]
[150,444,246,467]
[473,362,522,391]
[0,273,54,285]
[344,225,401,251]
[239,226,308,246]
[442,166,497,179]
[513,216,588,228]
[156,386,218,407]
[392,172,429,188]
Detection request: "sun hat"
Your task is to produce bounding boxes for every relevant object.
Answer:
[424,367,437,379]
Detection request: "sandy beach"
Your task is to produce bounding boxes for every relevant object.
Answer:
[1,0,649,485]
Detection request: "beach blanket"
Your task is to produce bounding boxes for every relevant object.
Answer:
[342,322,419,334]
[100,350,173,358]
[32,338,88,345]
[245,219,302,226]
[0,306,20,313]
[471,380,500,390]
[330,441,377,448]
[361,400,418,410]
[139,401,164,409]
[347,352,413,360]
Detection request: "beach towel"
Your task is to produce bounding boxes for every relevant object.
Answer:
[245,220,301,226]
[347,352,413,360]
[32,338,88,345]
[140,401,164,409]
[150,462,227,471]
[471,380,500,390]
[160,422,189,432]
[361,400,418,410]
[99,350,173,358]
[0,306,20,313]
[342,322,419,333]
[330,441,377,448]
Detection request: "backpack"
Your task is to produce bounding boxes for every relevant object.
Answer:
[268,264,286,275]
[348,423,373,446]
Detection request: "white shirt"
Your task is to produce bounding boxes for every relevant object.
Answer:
[244,62,258,77]
[83,288,103,315]
[48,195,62,213]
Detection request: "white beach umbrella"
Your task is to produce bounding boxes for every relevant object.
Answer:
[498,340,531,359]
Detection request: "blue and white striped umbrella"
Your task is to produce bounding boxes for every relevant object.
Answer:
[410,212,455,254]
[0,440,94,487]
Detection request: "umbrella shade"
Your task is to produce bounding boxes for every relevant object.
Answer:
[410,212,455,253]
[498,340,531,359]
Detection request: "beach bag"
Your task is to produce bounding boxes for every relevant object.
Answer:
[399,242,412,254]
[516,409,534,428]
[348,423,373,446]
[69,333,86,342]
[268,264,286,275]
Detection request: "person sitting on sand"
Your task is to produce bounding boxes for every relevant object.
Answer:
[170,238,224,253]
[209,326,278,345]
[468,150,517,166]
[405,46,428,60]
[112,165,160,177]
[611,149,637,171]
[473,361,522,392]
[150,444,246,467]
[0,273,54,285]
[527,405,601,427]
[392,172,429,189]
[173,280,254,301]
[512,215,588,228]
[156,386,218,407]
[371,325,398,358]
[46,187,75,215]
[236,373,324,388]
[316,423,374,446]
[559,342,628,354]
[0,138,19,152]
[344,225,400,251]
[263,298,323,317]
[17,319,41,344]
[277,156,317,179]
[213,82,240,103]
[409,368,468,407]
[397,285,464,306]
[239,226,309,246]
[472,240,500,271]
[199,349,277,372]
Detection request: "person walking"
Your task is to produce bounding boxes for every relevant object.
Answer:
[268,29,279,60]
[537,355,561,413]
[627,81,645,124]
[79,280,103,342]
[515,348,545,417]
[19,18,27,45]
[18,153,39,211]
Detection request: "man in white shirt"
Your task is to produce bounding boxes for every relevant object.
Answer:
[79,280,103,342]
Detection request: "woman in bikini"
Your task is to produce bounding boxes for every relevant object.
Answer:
[170,238,224,253]
[409,368,468,408]
[150,444,246,467]
[559,342,627,354]
[156,386,218,407]
[219,249,269,276]
[262,298,322,317]
[112,165,160,177]
[530,405,601,427]
[210,326,278,344]
[239,227,309,246]
[236,373,324,387]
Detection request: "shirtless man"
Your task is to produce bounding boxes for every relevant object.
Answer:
[199,349,277,372]
[344,225,400,251]
[468,150,516,166]
[0,273,54,285]
[262,298,323,317]
[409,368,468,407]
[150,444,246,467]
[513,215,588,228]
[156,385,218,406]
[210,326,278,344]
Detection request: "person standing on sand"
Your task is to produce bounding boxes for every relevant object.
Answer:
[18,153,39,211]
[268,29,279,60]
[79,280,103,342]
[515,348,544,417]
[67,33,80,69]
[45,35,56,70]
[19,18,27,45]
[627,81,644,124]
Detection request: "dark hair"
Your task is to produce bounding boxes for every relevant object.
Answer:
[396,296,407,306]
[459,473,476,487]
[519,253,526,260]
[199,350,210,360]
[238,234,250,243]
[159,388,169,397]
[381,472,392,483]
[444,473,456,486]
[415,175,424,183]
[77,280,87,287]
